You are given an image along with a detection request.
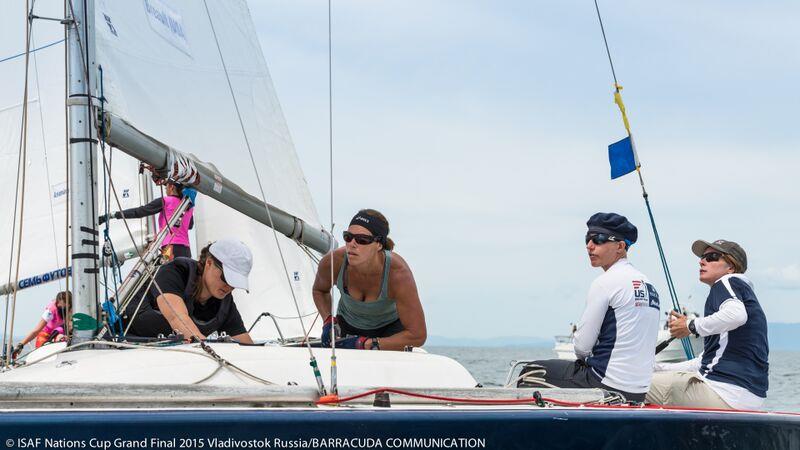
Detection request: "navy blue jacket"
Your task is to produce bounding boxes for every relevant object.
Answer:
[699,274,769,398]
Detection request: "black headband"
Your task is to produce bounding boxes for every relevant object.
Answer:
[350,212,389,241]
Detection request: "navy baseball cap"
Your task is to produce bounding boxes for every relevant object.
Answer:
[586,212,638,244]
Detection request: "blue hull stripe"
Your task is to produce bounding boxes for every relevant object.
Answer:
[1,409,798,449]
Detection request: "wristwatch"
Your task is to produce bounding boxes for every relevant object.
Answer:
[369,338,381,351]
[688,319,700,338]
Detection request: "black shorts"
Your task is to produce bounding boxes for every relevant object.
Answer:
[162,244,191,259]
[337,315,404,338]
[519,358,646,403]
[122,298,174,338]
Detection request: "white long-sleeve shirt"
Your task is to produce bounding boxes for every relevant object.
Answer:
[574,258,661,394]
[654,275,767,410]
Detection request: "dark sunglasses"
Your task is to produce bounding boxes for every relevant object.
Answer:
[700,252,724,263]
[343,231,379,245]
[585,233,622,245]
[212,258,228,284]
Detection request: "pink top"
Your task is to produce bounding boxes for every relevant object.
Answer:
[159,195,193,247]
[41,301,65,335]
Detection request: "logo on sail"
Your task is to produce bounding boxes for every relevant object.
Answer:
[144,0,191,57]
[52,182,68,204]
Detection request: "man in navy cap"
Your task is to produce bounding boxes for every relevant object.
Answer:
[519,212,660,402]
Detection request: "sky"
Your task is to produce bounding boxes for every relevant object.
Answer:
[245,0,800,339]
[0,1,798,342]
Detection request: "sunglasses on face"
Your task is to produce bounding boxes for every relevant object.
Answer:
[212,258,228,284]
[343,231,379,245]
[700,252,724,263]
[585,233,621,246]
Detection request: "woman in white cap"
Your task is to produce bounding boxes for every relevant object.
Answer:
[122,239,254,343]
[312,209,426,351]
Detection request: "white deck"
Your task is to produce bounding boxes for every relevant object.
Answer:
[1,342,477,389]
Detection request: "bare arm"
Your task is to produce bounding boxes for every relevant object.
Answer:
[19,319,47,346]
[378,255,426,351]
[232,332,254,344]
[312,250,342,319]
[155,293,205,340]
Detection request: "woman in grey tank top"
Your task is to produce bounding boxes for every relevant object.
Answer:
[312,209,427,351]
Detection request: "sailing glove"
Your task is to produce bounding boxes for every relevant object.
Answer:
[182,187,198,204]
[321,315,341,346]
[97,212,122,224]
[11,343,24,358]
[336,336,369,350]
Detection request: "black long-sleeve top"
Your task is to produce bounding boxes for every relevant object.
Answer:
[115,197,194,229]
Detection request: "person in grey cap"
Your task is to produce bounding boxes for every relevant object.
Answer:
[519,213,660,402]
[647,239,769,410]
[123,239,254,343]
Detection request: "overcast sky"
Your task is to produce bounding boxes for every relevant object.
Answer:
[247,0,800,339]
[1,1,797,342]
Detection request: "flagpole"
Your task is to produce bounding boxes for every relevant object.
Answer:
[594,0,694,360]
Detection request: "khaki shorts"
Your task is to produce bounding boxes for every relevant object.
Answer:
[646,371,732,409]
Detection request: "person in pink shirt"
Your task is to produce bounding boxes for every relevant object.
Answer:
[14,291,72,354]
[99,182,196,260]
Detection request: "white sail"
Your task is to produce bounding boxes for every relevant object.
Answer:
[0,1,148,328]
[93,0,323,339]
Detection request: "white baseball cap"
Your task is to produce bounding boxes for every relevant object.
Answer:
[209,239,253,292]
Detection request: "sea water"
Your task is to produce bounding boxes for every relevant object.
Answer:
[428,346,800,413]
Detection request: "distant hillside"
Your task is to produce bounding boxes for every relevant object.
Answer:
[428,322,799,351]
[426,335,552,348]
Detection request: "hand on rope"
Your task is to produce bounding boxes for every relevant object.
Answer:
[97,211,121,225]
[336,335,379,350]
[320,315,341,346]
[668,310,691,339]
[11,343,24,359]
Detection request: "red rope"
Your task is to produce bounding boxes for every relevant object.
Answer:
[318,387,596,407]
[316,387,800,416]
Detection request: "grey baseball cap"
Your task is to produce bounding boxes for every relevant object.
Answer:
[692,239,747,273]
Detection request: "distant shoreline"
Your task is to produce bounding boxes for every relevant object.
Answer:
[427,322,800,351]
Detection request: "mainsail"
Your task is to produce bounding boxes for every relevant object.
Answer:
[93,0,323,339]
[0,2,148,331]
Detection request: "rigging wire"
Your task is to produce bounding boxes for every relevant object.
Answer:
[326,0,339,397]
[3,0,35,366]
[14,340,276,386]
[30,28,65,290]
[81,0,101,327]
[63,0,71,342]
[592,0,693,359]
[0,39,64,65]
[200,0,326,395]
[97,68,123,337]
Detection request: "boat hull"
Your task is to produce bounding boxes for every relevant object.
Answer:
[1,408,798,450]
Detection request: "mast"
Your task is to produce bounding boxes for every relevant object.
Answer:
[66,0,100,343]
